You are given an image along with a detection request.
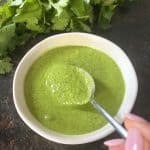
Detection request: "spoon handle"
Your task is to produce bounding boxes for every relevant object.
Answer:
[91,100,128,139]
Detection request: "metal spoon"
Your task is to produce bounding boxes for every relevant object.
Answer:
[82,68,128,139]
[90,99,127,138]
[50,65,127,138]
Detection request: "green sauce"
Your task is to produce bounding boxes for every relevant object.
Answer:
[46,64,94,105]
[25,46,125,135]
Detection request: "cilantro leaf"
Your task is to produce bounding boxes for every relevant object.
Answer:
[91,0,102,5]
[0,57,13,74]
[10,0,23,6]
[71,0,87,17]
[67,18,91,32]
[48,0,69,16]
[70,0,92,21]
[98,0,117,29]
[0,3,15,27]
[78,21,91,32]
[0,23,16,57]
[51,9,70,30]
[13,0,44,32]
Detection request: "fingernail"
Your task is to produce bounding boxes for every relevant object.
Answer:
[104,139,125,150]
[125,128,144,150]
[125,113,147,123]
[104,139,125,146]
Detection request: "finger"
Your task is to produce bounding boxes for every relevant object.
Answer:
[125,113,150,142]
[144,138,150,150]
[104,139,125,150]
[125,128,144,150]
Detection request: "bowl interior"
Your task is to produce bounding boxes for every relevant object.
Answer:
[13,33,138,144]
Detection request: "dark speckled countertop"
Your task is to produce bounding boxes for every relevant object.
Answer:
[0,0,150,149]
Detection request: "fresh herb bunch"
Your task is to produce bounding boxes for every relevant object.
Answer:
[0,0,131,74]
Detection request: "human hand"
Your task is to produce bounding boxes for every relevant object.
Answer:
[104,113,150,150]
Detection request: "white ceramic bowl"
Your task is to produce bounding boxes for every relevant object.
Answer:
[13,33,138,144]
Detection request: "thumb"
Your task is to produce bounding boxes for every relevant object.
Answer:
[124,113,150,142]
[125,128,144,150]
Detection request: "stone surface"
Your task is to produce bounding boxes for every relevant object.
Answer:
[0,0,150,149]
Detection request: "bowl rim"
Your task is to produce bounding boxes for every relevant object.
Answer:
[13,32,138,144]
